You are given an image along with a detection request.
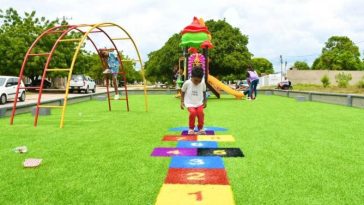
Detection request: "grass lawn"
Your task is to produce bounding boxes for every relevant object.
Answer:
[0,94,363,204]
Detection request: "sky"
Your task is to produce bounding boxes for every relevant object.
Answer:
[1,0,364,72]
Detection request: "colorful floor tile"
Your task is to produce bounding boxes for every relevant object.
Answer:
[151,148,197,157]
[182,130,215,135]
[165,168,229,185]
[155,184,235,205]
[168,126,228,132]
[197,135,235,142]
[198,148,244,157]
[162,135,197,141]
[169,156,225,169]
[177,141,218,148]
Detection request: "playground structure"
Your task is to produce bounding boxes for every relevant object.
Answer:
[178,17,244,100]
[10,23,148,128]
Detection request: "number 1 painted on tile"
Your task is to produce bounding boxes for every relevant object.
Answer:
[188,191,202,201]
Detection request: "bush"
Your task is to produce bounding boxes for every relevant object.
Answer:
[357,76,364,88]
[335,72,352,88]
[321,75,330,88]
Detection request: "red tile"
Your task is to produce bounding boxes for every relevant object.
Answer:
[163,135,197,141]
[165,168,229,185]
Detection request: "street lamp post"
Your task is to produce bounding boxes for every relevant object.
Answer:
[280,55,283,81]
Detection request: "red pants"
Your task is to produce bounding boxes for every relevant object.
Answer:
[188,106,204,130]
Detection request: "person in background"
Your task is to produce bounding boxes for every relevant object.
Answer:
[277,77,290,89]
[246,66,259,100]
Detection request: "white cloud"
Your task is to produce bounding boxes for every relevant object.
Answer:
[1,0,364,71]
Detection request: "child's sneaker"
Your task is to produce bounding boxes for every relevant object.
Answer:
[114,94,120,100]
[188,129,195,135]
[197,129,206,135]
[103,69,111,74]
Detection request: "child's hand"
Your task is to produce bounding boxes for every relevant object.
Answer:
[203,102,207,108]
[180,103,185,110]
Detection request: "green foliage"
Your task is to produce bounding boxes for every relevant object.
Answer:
[335,72,352,88]
[145,19,252,82]
[312,36,362,70]
[321,74,330,88]
[0,8,141,85]
[357,76,364,88]
[144,33,181,83]
[251,58,274,75]
[206,19,252,77]
[293,61,310,70]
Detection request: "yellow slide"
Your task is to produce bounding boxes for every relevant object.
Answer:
[207,74,244,99]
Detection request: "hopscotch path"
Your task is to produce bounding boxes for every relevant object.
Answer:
[151,127,244,205]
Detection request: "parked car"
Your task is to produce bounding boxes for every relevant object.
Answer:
[69,75,96,94]
[26,79,52,91]
[0,76,26,104]
[235,80,249,90]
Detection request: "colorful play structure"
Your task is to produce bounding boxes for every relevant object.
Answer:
[178,17,244,99]
[10,23,148,128]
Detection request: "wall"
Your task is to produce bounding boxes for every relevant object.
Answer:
[287,70,364,85]
[258,73,283,88]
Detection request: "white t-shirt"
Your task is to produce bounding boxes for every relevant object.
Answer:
[182,79,206,108]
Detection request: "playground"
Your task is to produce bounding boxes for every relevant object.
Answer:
[1,95,363,204]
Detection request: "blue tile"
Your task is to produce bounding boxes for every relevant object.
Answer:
[169,156,225,169]
[177,141,218,148]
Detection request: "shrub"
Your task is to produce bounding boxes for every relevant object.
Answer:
[335,72,352,88]
[357,76,364,88]
[321,75,330,88]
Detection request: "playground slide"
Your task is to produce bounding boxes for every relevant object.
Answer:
[207,74,244,99]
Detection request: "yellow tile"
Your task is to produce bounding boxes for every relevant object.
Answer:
[155,184,235,205]
[197,135,235,142]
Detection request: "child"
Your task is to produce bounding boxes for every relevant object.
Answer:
[180,67,207,135]
[246,66,259,100]
[101,50,120,100]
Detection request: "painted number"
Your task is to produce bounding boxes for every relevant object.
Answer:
[188,191,202,201]
[187,172,205,181]
[167,150,180,155]
[213,150,227,155]
[191,142,204,147]
[189,159,205,165]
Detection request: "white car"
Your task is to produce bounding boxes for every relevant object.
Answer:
[0,76,26,104]
[69,75,96,94]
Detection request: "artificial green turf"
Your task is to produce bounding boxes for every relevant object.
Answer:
[0,94,363,204]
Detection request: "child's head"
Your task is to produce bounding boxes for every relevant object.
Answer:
[191,66,204,85]
[101,50,109,58]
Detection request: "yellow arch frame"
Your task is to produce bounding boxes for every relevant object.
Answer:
[60,23,148,128]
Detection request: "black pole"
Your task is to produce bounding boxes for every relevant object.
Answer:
[203,47,209,82]
[183,47,189,80]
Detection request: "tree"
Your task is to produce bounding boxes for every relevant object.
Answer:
[0,8,82,83]
[293,61,310,70]
[251,58,274,75]
[312,36,362,70]
[144,33,181,83]
[206,19,252,79]
[145,19,252,82]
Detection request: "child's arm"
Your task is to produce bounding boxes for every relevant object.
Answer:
[180,92,185,110]
[181,81,187,110]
